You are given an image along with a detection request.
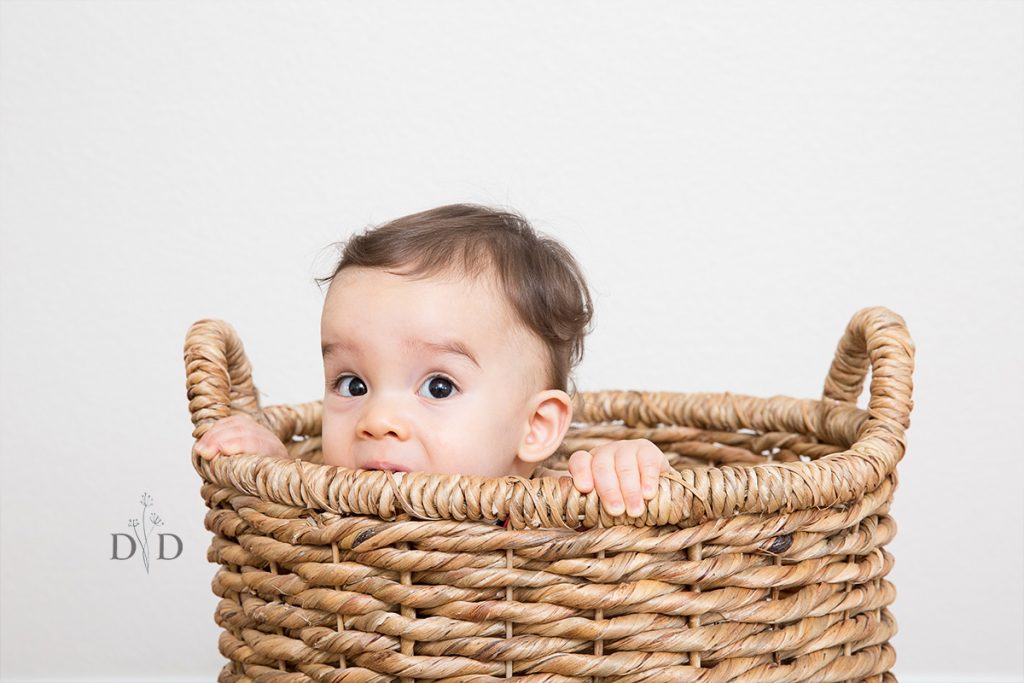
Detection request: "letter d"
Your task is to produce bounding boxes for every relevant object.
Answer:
[158,533,183,560]
[111,533,136,560]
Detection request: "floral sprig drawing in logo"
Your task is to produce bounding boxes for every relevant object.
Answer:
[111,492,181,571]
[128,492,164,573]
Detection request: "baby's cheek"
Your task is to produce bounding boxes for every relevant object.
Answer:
[423,430,478,475]
[425,431,461,472]
[449,425,516,477]
[320,416,348,467]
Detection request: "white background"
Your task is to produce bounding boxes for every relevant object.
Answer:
[1,1,1021,681]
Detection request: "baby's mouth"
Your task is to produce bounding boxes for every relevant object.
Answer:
[361,460,411,473]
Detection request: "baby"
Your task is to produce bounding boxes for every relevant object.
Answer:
[195,203,670,519]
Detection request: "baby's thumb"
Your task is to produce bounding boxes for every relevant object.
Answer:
[194,432,228,460]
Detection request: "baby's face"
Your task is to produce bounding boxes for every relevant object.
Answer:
[320,266,568,477]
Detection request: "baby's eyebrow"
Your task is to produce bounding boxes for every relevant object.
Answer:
[408,338,480,369]
[321,341,353,358]
[321,338,480,369]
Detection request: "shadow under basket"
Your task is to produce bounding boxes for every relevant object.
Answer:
[184,306,915,683]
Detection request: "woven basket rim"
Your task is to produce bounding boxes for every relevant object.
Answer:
[184,306,915,529]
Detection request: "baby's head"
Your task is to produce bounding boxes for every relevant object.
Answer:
[316,204,593,477]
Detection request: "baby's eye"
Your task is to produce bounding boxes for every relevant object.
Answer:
[336,375,368,397]
[418,374,459,400]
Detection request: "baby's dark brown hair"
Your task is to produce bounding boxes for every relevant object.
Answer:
[315,203,594,395]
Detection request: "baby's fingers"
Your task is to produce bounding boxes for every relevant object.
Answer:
[614,448,646,517]
[639,445,670,498]
[194,418,257,460]
[194,425,226,460]
[566,450,595,493]
[194,443,222,460]
[591,452,627,516]
[195,433,242,460]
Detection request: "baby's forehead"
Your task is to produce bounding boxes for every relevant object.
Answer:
[324,272,545,351]
[323,267,530,335]
[332,265,513,309]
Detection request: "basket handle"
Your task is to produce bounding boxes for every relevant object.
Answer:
[183,319,265,439]
[822,306,915,438]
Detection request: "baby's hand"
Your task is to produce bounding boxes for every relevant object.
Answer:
[567,439,672,517]
[193,414,289,461]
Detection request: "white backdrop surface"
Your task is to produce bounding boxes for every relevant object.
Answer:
[1,1,1022,681]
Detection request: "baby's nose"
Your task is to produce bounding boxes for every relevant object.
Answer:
[356,397,410,441]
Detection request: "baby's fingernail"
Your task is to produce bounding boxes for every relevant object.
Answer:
[606,502,625,516]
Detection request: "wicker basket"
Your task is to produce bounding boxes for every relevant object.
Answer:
[184,305,914,683]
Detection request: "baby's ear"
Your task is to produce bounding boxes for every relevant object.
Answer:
[517,390,573,465]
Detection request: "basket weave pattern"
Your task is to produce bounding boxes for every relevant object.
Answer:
[184,306,914,682]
